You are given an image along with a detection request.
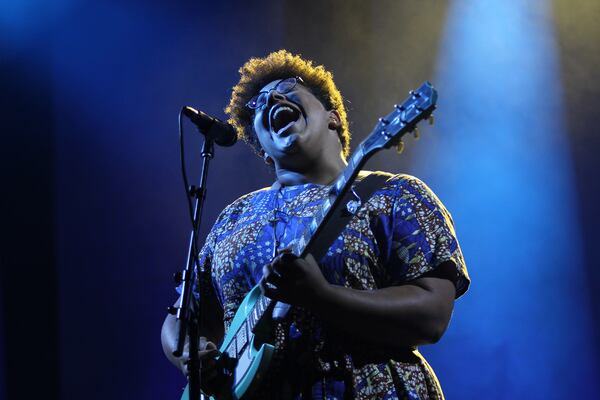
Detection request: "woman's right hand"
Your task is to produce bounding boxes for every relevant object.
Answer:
[177,337,219,377]
[180,337,232,398]
[161,296,227,397]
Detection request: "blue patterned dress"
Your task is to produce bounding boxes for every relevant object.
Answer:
[196,173,469,399]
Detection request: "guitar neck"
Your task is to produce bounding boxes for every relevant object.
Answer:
[299,143,370,259]
[245,144,370,332]
[243,81,437,333]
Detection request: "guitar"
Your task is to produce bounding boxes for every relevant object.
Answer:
[181,81,437,400]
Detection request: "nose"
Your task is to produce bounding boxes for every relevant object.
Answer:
[265,89,286,109]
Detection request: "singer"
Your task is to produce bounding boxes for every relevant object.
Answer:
[162,50,470,399]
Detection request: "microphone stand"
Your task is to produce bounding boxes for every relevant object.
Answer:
[172,138,214,400]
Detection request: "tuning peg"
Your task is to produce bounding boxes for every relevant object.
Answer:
[378,117,389,125]
[413,127,420,140]
[428,115,435,126]
[396,140,405,154]
[394,104,405,111]
[409,90,421,98]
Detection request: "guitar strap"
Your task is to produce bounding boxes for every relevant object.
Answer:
[308,170,394,262]
[354,170,395,197]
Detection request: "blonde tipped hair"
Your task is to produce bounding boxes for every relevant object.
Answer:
[225,50,350,158]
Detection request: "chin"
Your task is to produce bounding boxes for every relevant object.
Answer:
[279,133,301,153]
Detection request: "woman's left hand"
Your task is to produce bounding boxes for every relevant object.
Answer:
[259,251,330,309]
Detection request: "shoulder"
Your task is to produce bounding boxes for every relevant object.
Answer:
[363,171,438,201]
[383,174,455,231]
[213,186,271,224]
[361,172,450,219]
[382,173,430,191]
[389,174,439,202]
[204,187,271,247]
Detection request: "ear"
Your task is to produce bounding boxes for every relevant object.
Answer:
[328,110,341,131]
[261,150,273,165]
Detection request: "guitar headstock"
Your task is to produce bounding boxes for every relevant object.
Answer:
[361,81,437,157]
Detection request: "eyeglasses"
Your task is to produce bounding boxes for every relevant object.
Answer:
[246,77,304,110]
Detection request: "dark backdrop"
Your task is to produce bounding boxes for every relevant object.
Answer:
[1,1,599,399]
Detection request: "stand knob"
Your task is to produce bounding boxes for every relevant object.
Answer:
[167,306,178,315]
[173,271,183,285]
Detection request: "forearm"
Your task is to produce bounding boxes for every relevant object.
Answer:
[160,314,187,368]
[262,254,457,348]
[310,277,455,348]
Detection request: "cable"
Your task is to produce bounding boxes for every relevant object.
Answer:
[178,109,201,272]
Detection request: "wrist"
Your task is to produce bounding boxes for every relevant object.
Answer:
[307,280,336,314]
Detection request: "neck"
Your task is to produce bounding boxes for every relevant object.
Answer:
[274,154,347,186]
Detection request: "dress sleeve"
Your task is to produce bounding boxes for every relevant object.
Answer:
[387,176,470,298]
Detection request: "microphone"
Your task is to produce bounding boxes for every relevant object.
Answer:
[182,106,237,147]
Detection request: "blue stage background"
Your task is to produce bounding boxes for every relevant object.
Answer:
[1,1,599,399]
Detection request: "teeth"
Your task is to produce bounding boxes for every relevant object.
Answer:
[273,106,294,119]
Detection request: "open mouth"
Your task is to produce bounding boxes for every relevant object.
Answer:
[270,104,301,135]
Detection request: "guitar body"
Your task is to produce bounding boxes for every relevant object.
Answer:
[181,285,275,400]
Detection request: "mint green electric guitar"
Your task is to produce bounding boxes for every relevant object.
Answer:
[181,82,437,400]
